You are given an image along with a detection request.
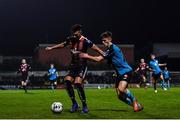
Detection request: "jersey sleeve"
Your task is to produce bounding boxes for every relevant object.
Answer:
[28,64,32,71]
[103,49,114,59]
[149,62,152,68]
[17,65,21,73]
[85,39,94,48]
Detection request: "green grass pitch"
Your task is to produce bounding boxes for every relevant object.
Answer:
[0,87,180,119]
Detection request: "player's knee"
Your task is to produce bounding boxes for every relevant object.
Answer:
[65,76,72,81]
[118,87,125,93]
[74,77,82,84]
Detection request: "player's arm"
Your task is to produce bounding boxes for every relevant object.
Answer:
[47,71,51,76]
[135,67,140,73]
[83,37,104,55]
[148,65,154,72]
[17,67,21,74]
[159,63,167,66]
[90,44,104,56]
[28,64,34,76]
[56,72,59,77]
[80,53,104,62]
[45,41,67,51]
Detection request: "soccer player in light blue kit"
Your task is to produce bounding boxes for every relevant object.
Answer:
[80,31,143,112]
[163,67,171,90]
[149,54,167,93]
[48,64,58,90]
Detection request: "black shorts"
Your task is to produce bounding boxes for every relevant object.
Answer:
[21,75,29,82]
[164,78,170,82]
[152,72,162,81]
[139,70,147,78]
[67,64,88,79]
[139,70,146,76]
[115,71,132,88]
[50,79,57,84]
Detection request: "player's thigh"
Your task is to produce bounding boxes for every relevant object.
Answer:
[142,75,146,80]
[152,75,157,83]
[118,80,128,93]
[159,74,164,80]
[74,77,83,84]
[65,75,74,82]
[24,82,27,86]
[21,81,24,85]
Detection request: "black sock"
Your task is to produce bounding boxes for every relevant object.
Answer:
[75,83,87,107]
[65,80,76,104]
[154,83,157,90]
[23,86,27,92]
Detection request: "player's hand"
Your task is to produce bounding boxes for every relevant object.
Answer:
[45,47,53,51]
[79,53,89,59]
[80,36,88,40]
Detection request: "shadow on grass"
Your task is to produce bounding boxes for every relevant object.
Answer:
[24,92,35,95]
[91,108,128,112]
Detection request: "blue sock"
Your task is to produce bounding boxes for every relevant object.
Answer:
[164,81,167,89]
[167,81,170,89]
[51,84,54,90]
[161,80,165,88]
[118,95,132,105]
[125,89,136,102]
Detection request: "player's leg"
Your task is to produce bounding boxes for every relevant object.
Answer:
[117,80,143,112]
[160,74,167,90]
[167,79,170,89]
[142,75,147,89]
[74,77,88,113]
[64,75,79,112]
[24,77,29,93]
[54,81,57,89]
[152,75,157,93]
[21,77,27,93]
[50,81,54,90]
[139,78,143,88]
[21,81,24,89]
[24,82,27,93]
[116,81,133,106]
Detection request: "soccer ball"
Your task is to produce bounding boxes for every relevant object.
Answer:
[51,102,63,113]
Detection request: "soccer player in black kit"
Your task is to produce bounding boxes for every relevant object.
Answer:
[46,24,103,113]
[17,59,31,93]
[135,58,149,89]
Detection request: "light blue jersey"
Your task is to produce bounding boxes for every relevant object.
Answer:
[48,68,57,81]
[163,70,170,79]
[104,44,132,75]
[149,59,162,74]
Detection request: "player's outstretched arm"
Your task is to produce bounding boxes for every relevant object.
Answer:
[135,67,139,73]
[159,63,167,66]
[80,53,104,62]
[45,42,66,51]
[90,44,105,56]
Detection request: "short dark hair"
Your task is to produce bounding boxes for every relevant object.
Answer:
[150,53,156,56]
[100,31,112,38]
[71,24,82,33]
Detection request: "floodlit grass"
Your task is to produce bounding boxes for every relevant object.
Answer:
[0,87,180,119]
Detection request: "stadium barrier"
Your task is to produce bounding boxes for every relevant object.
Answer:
[0,71,179,89]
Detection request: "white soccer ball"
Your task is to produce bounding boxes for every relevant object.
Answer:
[51,102,63,113]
